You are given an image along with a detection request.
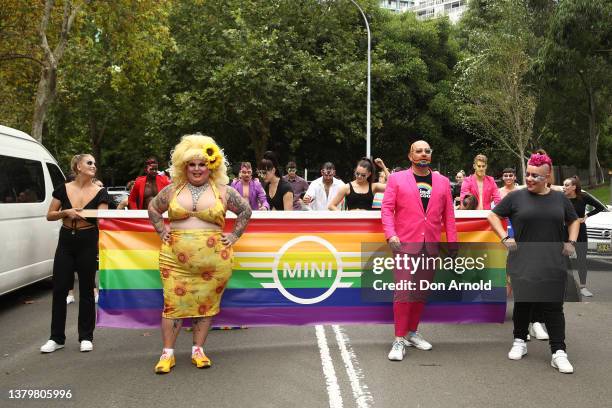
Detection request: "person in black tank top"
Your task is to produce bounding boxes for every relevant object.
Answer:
[328,157,389,210]
[562,176,606,297]
[259,153,293,211]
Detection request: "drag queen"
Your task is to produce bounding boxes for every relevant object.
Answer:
[148,134,252,373]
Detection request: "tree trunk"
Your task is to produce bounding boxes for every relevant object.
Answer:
[31,65,56,143]
[89,115,105,181]
[251,115,271,164]
[518,148,526,185]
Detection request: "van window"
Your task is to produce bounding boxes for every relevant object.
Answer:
[46,162,65,190]
[0,155,46,203]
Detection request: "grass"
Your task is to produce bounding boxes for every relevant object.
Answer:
[588,184,611,205]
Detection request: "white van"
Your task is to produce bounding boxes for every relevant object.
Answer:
[0,125,65,295]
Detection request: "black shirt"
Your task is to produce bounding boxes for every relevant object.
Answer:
[52,184,110,226]
[264,179,293,211]
[493,189,577,243]
[570,194,605,218]
[414,172,433,212]
[345,182,374,210]
[492,189,577,300]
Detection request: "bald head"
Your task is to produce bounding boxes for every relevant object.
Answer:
[410,140,430,153]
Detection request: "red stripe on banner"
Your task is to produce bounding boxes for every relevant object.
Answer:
[100,216,498,234]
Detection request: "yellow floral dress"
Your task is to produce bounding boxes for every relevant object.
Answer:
[159,183,233,318]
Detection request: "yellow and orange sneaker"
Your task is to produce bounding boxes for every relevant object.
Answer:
[155,352,176,374]
[191,347,212,369]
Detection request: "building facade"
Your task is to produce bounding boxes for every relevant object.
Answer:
[380,0,468,23]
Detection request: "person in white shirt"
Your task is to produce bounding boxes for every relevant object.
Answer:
[303,162,344,211]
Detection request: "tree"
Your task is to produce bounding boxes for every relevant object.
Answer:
[540,0,611,185]
[32,0,92,143]
[455,0,538,179]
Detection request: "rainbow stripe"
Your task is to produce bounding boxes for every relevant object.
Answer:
[98,214,506,328]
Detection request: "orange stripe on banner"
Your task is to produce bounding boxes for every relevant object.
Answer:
[99,230,161,251]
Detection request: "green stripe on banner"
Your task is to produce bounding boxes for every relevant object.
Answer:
[100,269,364,290]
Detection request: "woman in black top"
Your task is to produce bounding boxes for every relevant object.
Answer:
[40,154,109,354]
[489,153,580,374]
[259,156,293,211]
[328,157,388,210]
[562,176,606,297]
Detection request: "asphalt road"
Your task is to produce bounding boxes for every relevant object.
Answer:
[1,259,611,408]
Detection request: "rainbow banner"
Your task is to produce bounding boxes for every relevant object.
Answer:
[97,212,506,328]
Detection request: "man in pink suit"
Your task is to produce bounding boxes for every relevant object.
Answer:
[381,140,457,361]
[460,154,501,210]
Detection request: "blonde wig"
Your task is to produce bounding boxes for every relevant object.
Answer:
[169,134,229,187]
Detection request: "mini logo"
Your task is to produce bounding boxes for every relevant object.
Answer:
[249,236,358,305]
[602,230,611,239]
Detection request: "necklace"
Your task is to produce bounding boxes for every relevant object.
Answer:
[187,182,209,211]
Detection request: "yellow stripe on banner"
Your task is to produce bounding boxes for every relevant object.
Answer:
[456,231,500,243]
[100,231,160,251]
[100,249,159,270]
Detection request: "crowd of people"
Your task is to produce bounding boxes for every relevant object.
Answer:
[38,134,606,376]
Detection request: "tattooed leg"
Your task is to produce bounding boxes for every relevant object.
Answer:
[192,316,213,347]
[161,317,183,349]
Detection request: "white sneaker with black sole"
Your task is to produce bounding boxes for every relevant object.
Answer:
[40,340,64,353]
[508,339,527,360]
[551,350,574,374]
[388,339,406,361]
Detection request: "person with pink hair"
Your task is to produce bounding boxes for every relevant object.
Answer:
[488,152,580,374]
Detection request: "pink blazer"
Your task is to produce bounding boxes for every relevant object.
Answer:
[459,175,501,210]
[381,169,457,247]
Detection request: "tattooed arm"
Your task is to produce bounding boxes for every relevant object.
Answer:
[221,186,252,246]
[148,184,174,242]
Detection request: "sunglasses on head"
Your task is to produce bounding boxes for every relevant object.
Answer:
[413,148,432,154]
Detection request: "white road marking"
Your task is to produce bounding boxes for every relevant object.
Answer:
[332,325,374,408]
[315,325,344,408]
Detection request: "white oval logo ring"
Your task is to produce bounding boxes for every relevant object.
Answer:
[272,235,343,305]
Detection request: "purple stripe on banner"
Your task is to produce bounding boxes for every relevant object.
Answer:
[97,303,506,329]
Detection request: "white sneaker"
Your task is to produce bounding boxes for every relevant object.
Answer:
[388,340,406,361]
[508,339,527,360]
[580,287,593,297]
[529,322,549,340]
[551,350,574,374]
[66,294,75,304]
[94,292,99,304]
[80,340,93,352]
[407,332,432,350]
[40,340,64,353]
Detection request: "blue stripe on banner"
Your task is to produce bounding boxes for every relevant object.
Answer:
[99,287,507,309]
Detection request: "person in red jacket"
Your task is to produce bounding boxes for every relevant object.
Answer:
[128,157,171,210]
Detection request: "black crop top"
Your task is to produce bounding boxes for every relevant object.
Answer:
[52,184,110,226]
[264,179,293,211]
[345,182,374,210]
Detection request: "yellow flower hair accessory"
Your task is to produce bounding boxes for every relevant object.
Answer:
[202,143,222,171]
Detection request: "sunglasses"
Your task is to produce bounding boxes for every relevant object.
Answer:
[413,148,433,154]
[257,169,270,177]
[287,167,296,172]
[502,174,515,178]
[355,171,368,178]
[86,160,96,166]
[322,169,334,175]
[525,172,547,181]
